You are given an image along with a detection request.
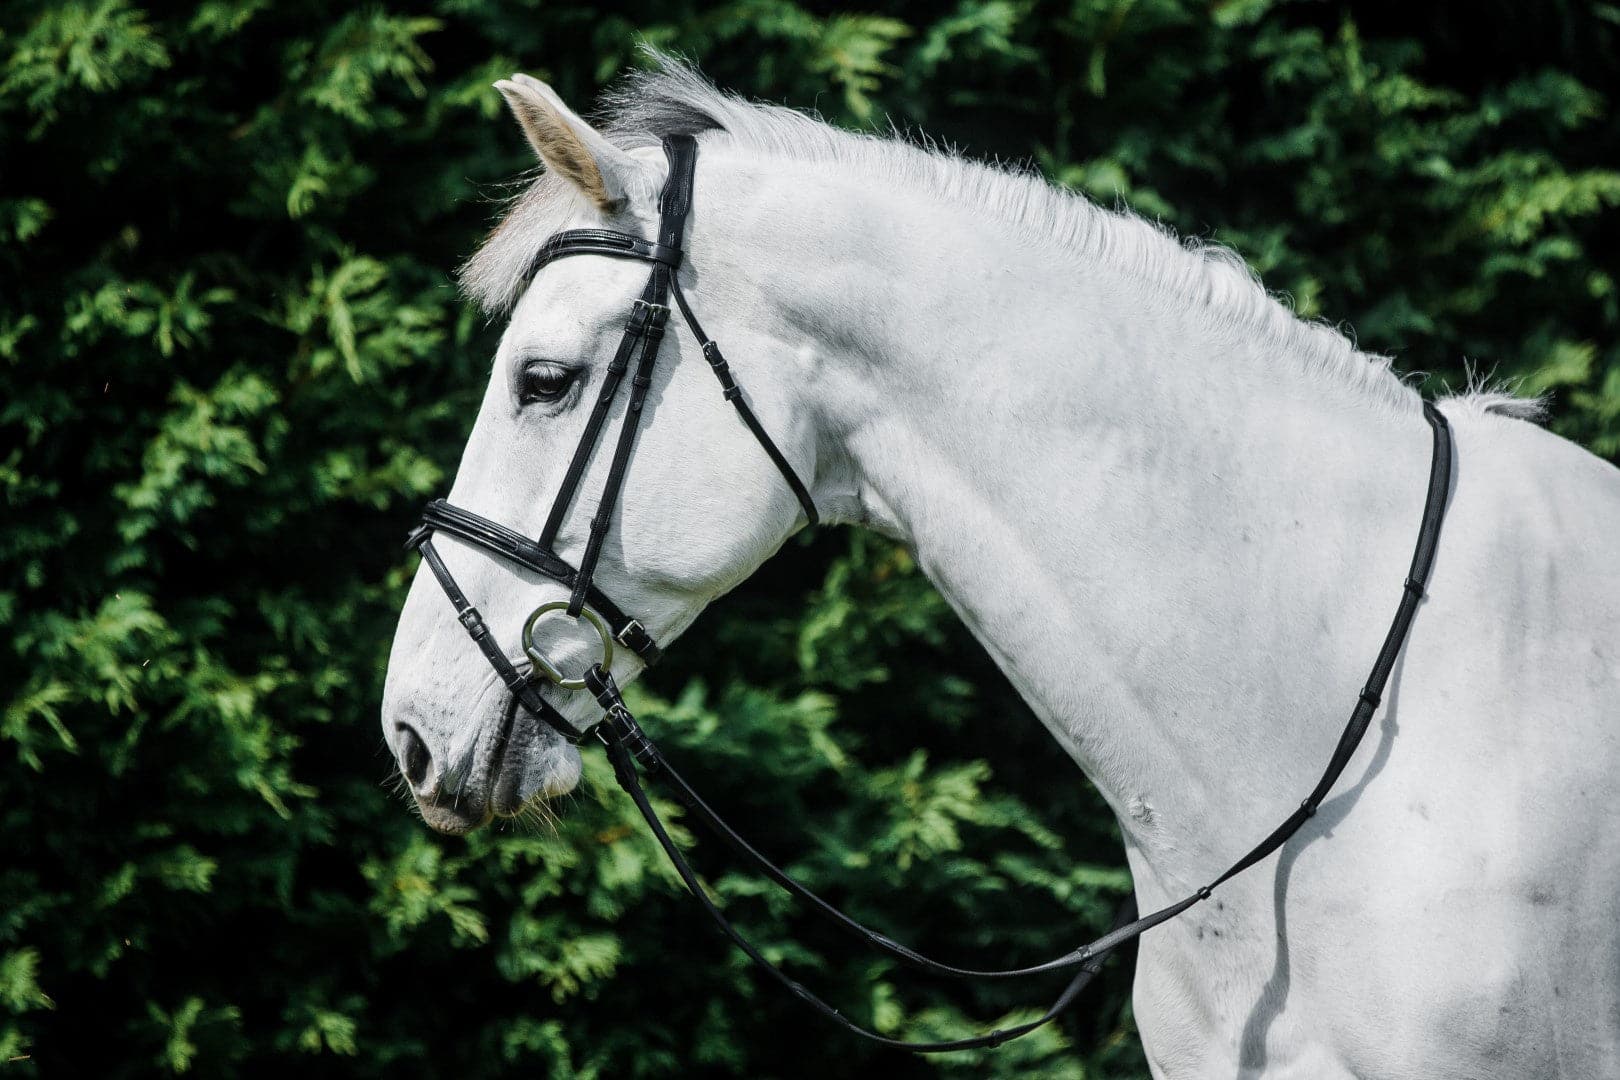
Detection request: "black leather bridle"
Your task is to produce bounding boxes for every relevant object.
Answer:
[406,134,1455,1053]
[407,135,815,741]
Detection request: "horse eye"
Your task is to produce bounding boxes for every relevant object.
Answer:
[518,363,577,406]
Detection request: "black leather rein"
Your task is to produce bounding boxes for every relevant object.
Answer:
[405,134,1456,1053]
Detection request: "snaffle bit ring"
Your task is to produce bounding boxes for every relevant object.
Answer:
[522,602,614,691]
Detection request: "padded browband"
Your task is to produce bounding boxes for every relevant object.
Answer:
[526,229,683,280]
[412,500,662,665]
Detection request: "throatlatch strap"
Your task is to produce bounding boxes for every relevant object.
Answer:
[670,278,820,527]
[583,403,1454,1049]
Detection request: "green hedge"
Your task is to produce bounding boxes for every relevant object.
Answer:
[2,1,1616,1075]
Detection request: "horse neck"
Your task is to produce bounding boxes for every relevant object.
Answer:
[723,159,1435,892]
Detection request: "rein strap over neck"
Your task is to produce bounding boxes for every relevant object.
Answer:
[580,401,1452,1052]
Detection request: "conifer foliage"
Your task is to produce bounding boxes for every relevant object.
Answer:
[2,1,1616,1075]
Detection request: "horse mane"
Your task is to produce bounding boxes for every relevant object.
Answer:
[462,54,1541,421]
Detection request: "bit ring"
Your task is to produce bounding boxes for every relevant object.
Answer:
[522,602,613,691]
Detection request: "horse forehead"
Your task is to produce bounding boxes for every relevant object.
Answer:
[507,254,651,340]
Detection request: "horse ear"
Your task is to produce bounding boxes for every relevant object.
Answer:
[494,74,642,211]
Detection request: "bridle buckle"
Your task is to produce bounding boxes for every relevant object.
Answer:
[628,298,669,329]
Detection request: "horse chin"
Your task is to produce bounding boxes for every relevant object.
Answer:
[414,757,581,835]
[493,734,583,810]
[417,796,493,836]
[412,699,585,835]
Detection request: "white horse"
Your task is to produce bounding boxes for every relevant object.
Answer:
[383,60,1620,1077]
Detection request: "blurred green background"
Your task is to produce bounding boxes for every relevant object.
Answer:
[2,1,1617,1075]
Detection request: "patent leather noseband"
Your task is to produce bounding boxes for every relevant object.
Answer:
[405,135,1455,1053]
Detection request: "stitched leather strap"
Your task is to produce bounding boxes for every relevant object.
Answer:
[528,229,682,279]
[658,135,698,243]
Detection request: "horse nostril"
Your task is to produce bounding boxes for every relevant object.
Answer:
[397,725,431,788]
